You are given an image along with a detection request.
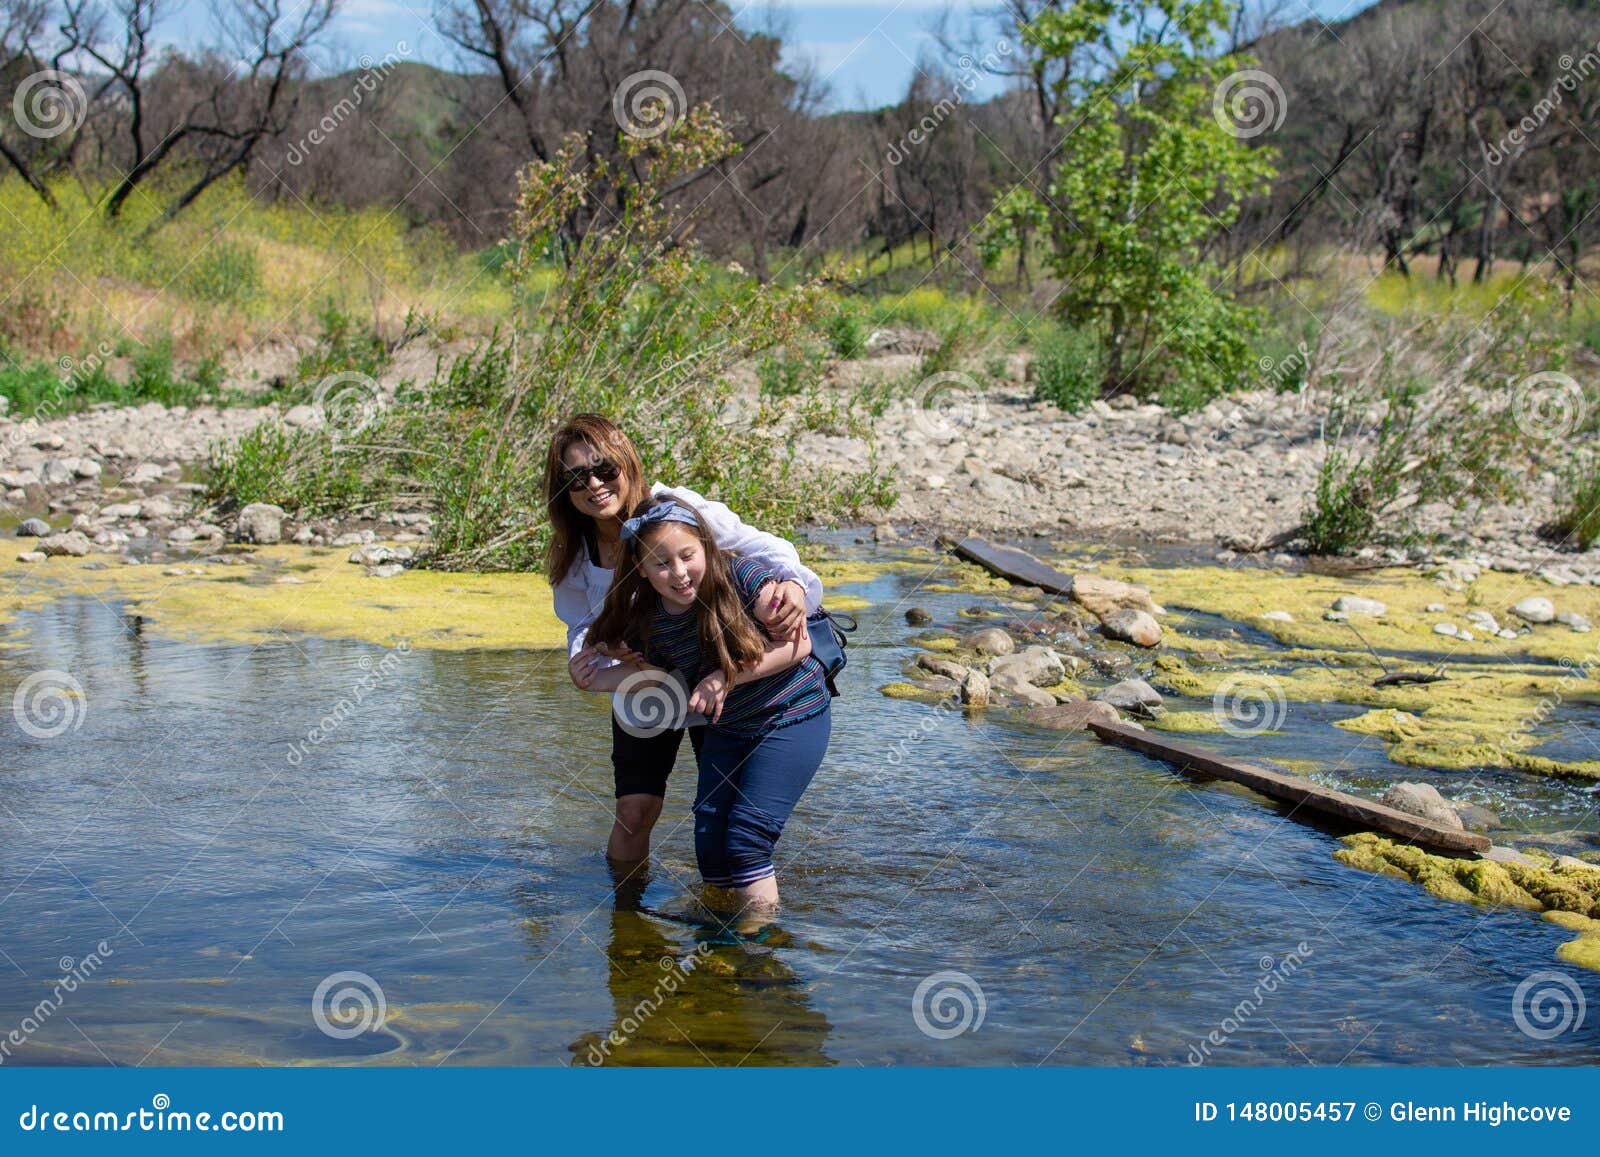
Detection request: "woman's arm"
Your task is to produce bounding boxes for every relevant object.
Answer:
[580,655,671,694]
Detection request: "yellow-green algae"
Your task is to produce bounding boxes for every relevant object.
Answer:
[0,542,885,650]
[0,544,567,650]
[1147,710,1238,734]
[1333,832,1600,972]
[1149,652,1600,780]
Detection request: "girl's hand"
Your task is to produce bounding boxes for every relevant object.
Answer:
[756,580,807,642]
[690,671,730,723]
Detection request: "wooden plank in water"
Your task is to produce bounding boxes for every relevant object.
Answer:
[949,535,1075,596]
[1087,719,1491,853]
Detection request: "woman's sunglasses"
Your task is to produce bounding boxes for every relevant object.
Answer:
[560,459,622,491]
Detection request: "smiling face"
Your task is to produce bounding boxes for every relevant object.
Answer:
[560,442,629,522]
[637,522,706,612]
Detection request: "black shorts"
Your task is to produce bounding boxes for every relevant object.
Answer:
[610,716,706,799]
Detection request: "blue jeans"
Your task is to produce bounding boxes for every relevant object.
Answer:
[692,706,831,888]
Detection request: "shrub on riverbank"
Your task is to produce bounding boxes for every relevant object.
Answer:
[208,107,892,570]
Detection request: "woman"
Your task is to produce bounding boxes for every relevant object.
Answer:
[546,413,822,864]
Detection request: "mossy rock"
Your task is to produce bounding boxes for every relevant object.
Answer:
[1334,833,1600,972]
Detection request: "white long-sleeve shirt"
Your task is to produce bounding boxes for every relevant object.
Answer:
[550,482,824,661]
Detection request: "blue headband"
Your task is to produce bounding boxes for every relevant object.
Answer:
[620,500,700,543]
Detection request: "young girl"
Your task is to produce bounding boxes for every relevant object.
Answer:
[583,498,831,913]
[546,414,823,864]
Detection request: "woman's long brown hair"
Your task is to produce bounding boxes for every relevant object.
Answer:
[544,413,648,587]
[586,498,767,680]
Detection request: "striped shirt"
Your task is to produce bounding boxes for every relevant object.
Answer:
[640,555,828,735]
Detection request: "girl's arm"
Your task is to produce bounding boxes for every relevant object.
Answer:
[690,625,811,721]
[652,483,824,616]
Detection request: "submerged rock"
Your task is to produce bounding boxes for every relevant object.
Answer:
[1091,678,1163,712]
[1071,574,1160,618]
[960,668,990,707]
[905,607,933,625]
[1023,700,1119,730]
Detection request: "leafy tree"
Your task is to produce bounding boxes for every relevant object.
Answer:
[995,0,1276,408]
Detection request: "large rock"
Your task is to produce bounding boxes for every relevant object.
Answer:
[989,670,1055,707]
[1510,596,1555,624]
[1023,700,1120,731]
[915,654,971,681]
[16,518,50,537]
[1091,678,1163,712]
[1332,595,1386,616]
[38,531,91,557]
[967,627,1015,657]
[1071,574,1159,617]
[1100,608,1162,648]
[99,502,143,519]
[988,645,1066,687]
[236,502,286,545]
[1379,782,1465,832]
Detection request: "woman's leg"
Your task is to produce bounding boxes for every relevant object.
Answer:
[694,707,831,914]
[608,716,685,863]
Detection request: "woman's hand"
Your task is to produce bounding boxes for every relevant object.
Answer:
[755,580,807,642]
[689,670,730,723]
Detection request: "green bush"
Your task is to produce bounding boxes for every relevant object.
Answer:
[757,346,822,398]
[823,301,869,359]
[295,303,391,386]
[1029,324,1102,413]
[1548,459,1600,551]
[206,421,386,515]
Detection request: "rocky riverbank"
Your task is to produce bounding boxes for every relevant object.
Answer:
[3,345,1598,586]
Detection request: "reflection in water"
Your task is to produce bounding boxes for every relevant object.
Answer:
[569,863,833,1066]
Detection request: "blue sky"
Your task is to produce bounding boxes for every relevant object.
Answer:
[167,0,1378,111]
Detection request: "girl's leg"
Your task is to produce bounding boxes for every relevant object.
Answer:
[607,717,686,863]
[707,707,832,914]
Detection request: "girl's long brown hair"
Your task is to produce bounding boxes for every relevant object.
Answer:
[586,498,767,680]
[544,413,648,587]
